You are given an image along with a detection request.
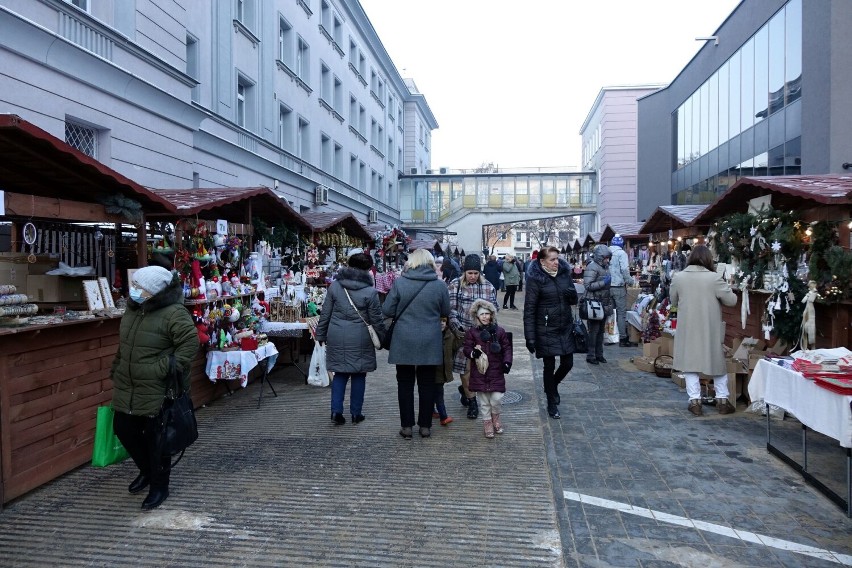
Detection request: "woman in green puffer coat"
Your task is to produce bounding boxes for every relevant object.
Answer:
[110,265,198,510]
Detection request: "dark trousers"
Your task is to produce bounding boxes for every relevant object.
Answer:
[433,383,447,419]
[113,411,171,489]
[542,355,573,399]
[503,285,518,308]
[396,365,436,428]
[586,319,606,360]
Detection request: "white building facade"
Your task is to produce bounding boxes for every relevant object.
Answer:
[578,85,662,236]
[0,0,437,224]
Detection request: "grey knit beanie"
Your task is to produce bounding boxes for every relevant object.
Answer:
[133,265,173,295]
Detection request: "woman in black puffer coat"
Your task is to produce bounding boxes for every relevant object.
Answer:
[523,246,578,419]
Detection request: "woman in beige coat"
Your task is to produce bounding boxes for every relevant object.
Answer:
[670,245,737,416]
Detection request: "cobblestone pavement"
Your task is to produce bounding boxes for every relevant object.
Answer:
[1,290,850,567]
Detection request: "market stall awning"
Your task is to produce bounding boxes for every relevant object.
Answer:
[604,222,646,240]
[0,114,174,216]
[639,204,709,235]
[693,175,852,224]
[408,238,442,255]
[301,211,373,242]
[150,187,311,231]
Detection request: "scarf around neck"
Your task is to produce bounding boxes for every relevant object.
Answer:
[542,265,558,277]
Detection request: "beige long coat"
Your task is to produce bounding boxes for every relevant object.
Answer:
[670,265,737,375]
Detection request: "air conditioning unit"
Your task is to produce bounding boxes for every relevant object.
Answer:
[368,209,378,223]
[439,167,448,174]
[425,169,434,174]
[409,167,419,175]
[314,185,329,205]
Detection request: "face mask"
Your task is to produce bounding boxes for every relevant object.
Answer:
[130,287,148,304]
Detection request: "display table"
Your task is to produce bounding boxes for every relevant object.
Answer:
[205,343,279,407]
[258,321,309,380]
[750,359,852,516]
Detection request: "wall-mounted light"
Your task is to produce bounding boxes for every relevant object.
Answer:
[695,36,719,46]
[676,236,683,242]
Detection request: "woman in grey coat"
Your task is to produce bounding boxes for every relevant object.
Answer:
[583,244,613,365]
[315,252,386,426]
[382,249,450,439]
[670,245,737,416]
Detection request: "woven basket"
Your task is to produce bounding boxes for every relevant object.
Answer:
[653,355,674,378]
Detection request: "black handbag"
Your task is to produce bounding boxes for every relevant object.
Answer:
[381,281,428,350]
[158,356,198,466]
[572,318,589,354]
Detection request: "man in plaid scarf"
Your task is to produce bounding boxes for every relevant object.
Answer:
[448,254,498,419]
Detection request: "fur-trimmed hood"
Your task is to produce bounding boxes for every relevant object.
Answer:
[526,258,572,284]
[468,298,498,324]
[127,271,184,313]
[336,266,374,289]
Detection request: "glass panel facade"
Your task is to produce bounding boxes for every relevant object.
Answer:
[671,0,801,202]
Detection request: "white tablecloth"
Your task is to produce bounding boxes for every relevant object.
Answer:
[205,343,279,387]
[749,359,852,448]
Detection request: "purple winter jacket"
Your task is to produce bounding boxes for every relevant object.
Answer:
[462,324,513,393]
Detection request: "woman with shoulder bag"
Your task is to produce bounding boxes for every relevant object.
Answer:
[523,246,578,419]
[315,251,386,426]
[382,249,450,439]
[583,245,613,366]
[110,266,198,510]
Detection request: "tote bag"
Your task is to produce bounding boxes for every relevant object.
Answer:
[91,405,129,467]
[572,319,589,354]
[308,342,331,387]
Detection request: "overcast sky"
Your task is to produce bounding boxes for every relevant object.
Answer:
[358,0,742,171]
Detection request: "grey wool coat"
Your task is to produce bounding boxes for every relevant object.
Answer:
[382,265,450,366]
[502,259,521,286]
[315,267,386,373]
[669,265,737,375]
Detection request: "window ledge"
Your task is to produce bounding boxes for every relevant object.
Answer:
[370,145,385,159]
[370,91,385,109]
[297,0,313,17]
[388,161,395,169]
[332,41,344,58]
[348,63,367,86]
[276,59,312,93]
[398,125,404,134]
[319,24,332,43]
[349,125,367,144]
[319,98,343,122]
[233,20,260,47]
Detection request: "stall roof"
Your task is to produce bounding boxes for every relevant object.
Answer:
[693,175,852,224]
[409,238,442,254]
[583,232,602,248]
[605,222,646,239]
[639,204,708,234]
[301,211,373,241]
[150,187,311,231]
[0,114,173,214]
[572,239,582,251]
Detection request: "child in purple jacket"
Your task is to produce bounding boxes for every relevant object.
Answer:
[463,299,513,438]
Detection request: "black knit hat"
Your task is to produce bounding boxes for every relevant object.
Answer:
[462,254,482,272]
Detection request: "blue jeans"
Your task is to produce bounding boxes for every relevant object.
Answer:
[331,372,366,417]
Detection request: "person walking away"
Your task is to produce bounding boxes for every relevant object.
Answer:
[608,234,637,347]
[383,249,450,438]
[523,246,578,419]
[448,254,499,419]
[433,316,461,425]
[110,265,198,510]
[515,256,525,291]
[436,256,458,285]
[463,300,513,438]
[501,253,521,309]
[483,255,502,292]
[669,245,738,416]
[583,245,613,365]
[315,252,386,426]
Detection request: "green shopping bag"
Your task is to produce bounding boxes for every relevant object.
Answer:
[91,405,130,467]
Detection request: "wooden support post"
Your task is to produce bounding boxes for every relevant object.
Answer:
[136,218,147,267]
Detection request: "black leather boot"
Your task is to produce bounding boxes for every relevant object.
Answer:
[128,474,149,495]
[141,487,169,510]
[466,397,478,419]
[458,385,469,407]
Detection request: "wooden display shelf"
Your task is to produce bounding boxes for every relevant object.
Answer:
[183,292,256,306]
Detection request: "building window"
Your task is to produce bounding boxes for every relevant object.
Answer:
[278,18,293,65]
[359,105,366,135]
[333,76,343,111]
[388,136,393,159]
[334,142,343,177]
[297,118,310,161]
[333,17,342,45]
[296,37,310,82]
[358,52,366,77]
[371,170,378,194]
[65,120,97,158]
[236,76,254,129]
[320,62,331,102]
[370,69,377,93]
[186,34,200,103]
[279,105,294,151]
[321,133,332,171]
[371,118,377,145]
[359,161,367,191]
[350,154,358,186]
[349,95,358,126]
[236,0,244,21]
[349,39,357,66]
[320,0,330,30]
[236,0,255,27]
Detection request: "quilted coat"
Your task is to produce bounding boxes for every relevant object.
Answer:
[523,258,578,358]
[382,265,450,366]
[462,300,512,393]
[110,272,198,417]
[670,265,737,375]
[315,267,386,373]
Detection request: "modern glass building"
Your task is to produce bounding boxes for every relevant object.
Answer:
[637,0,852,221]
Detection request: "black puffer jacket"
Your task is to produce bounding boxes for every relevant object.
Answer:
[523,259,578,358]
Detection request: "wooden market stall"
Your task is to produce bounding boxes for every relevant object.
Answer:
[692,175,852,349]
[148,187,312,406]
[0,114,175,505]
